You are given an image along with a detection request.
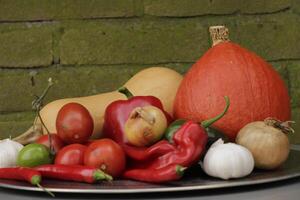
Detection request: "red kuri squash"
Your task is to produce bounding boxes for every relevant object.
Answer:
[174,26,291,141]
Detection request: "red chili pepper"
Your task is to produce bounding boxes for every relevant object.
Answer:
[103,87,172,145]
[0,167,41,185]
[123,97,230,183]
[0,167,54,197]
[123,164,185,183]
[35,164,112,183]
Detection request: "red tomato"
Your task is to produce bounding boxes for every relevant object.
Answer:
[36,134,65,154]
[56,102,93,144]
[84,139,126,178]
[55,144,87,165]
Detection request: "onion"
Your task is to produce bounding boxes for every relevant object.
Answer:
[236,118,293,170]
[124,106,167,147]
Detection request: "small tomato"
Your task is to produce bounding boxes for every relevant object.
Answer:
[55,144,87,165]
[84,139,126,178]
[36,134,65,154]
[56,103,93,144]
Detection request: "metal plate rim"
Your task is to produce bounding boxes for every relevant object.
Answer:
[0,172,300,194]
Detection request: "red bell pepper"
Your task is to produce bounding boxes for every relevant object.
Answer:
[123,96,230,183]
[103,87,172,145]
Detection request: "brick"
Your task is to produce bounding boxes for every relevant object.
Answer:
[60,19,209,65]
[144,0,290,17]
[288,61,300,108]
[292,0,300,13]
[0,0,141,22]
[0,112,35,122]
[0,65,156,112]
[0,25,53,67]
[144,0,239,17]
[0,112,35,139]
[60,15,300,65]
[290,108,300,144]
[241,0,291,14]
[0,121,33,139]
[229,15,300,61]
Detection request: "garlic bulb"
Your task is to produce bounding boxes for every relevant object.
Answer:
[0,139,23,168]
[202,139,254,180]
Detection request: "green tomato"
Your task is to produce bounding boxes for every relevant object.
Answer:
[17,143,52,167]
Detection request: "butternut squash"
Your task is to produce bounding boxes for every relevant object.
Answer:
[14,67,183,144]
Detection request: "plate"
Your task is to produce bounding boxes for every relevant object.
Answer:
[0,147,300,194]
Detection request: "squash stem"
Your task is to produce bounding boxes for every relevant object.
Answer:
[201,96,230,128]
[118,87,134,99]
[209,26,229,46]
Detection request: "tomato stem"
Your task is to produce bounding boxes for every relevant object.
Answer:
[32,78,55,155]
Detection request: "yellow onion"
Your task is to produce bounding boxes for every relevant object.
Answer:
[124,105,167,147]
[236,118,294,170]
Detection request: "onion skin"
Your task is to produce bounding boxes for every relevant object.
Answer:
[236,121,290,170]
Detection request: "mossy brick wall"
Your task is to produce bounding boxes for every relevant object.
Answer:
[0,0,300,143]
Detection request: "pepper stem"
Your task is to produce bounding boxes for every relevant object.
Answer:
[209,25,229,46]
[201,96,230,128]
[93,170,113,181]
[32,175,55,197]
[175,165,187,177]
[118,87,134,99]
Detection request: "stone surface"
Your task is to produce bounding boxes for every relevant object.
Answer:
[144,0,239,17]
[59,15,300,65]
[0,112,35,139]
[0,0,141,21]
[144,0,290,17]
[0,25,53,67]
[241,0,291,14]
[0,121,33,139]
[228,15,300,61]
[291,108,300,144]
[292,0,300,13]
[288,61,300,108]
[59,19,208,65]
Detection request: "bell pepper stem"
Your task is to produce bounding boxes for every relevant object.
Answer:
[201,96,230,128]
[118,87,134,99]
[175,165,186,177]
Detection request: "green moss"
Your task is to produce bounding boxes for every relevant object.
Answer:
[290,108,300,144]
[60,19,209,65]
[288,62,300,108]
[0,112,35,122]
[0,26,53,67]
[144,0,239,17]
[240,0,290,14]
[0,121,33,139]
[0,0,140,21]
